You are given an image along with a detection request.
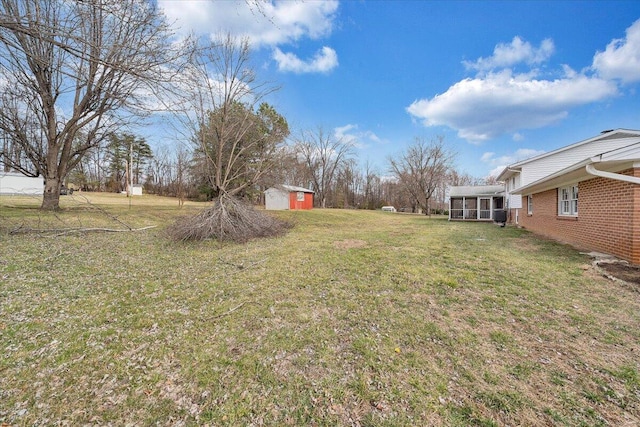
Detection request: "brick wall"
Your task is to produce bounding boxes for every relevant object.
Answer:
[518,168,640,264]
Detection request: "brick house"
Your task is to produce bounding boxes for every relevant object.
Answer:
[497,129,640,264]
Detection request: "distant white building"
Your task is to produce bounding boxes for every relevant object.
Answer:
[0,172,44,195]
[131,184,143,196]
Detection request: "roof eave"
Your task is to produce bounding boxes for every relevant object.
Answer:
[513,159,639,195]
[503,128,640,173]
[496,166,521,182]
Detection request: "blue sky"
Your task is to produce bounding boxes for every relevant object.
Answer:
[156,0,640,179]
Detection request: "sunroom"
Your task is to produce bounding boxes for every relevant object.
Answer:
[448,185,505,221]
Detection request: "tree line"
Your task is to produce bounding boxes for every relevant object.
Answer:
[9,125,481,214]
[0,0,489,214]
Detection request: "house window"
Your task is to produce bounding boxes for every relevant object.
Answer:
[527,195,533,215]
[297,191,305,201]
[558,185,578,216]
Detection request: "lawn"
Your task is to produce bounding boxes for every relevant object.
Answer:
[1,193,639,426]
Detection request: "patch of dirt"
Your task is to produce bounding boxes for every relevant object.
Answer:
[333,239,367,249]
[596,261,640,288]
[512,236,542,252]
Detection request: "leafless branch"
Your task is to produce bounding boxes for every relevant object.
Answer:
[8,225,156,236]
[0,0,182,210]
[209,300,262,320]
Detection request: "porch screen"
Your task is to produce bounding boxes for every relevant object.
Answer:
[464,198,477,219]
[479,198,491,219]
[450,198,463,219]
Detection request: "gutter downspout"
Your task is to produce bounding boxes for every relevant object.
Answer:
[585,163,640,185]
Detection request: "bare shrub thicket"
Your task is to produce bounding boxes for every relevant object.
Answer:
[166,194,291,242]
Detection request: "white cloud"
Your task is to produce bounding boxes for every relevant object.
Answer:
[464,37,554,73]
[407,70,617,143]
[333,124,383,149]
[480,152,495,162]
[593,19,640,84]
[408,26,640,143]
[159,1,340,74]
[273,46,338,74]
[482,148,546,178]
[335,123,358,135]
[158,0,338,47]
[488,165,507,179]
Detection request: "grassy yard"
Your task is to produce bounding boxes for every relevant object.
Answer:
[1,193,639,426]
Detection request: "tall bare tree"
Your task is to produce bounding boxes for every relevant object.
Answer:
[296,127,353,208]
[388,136,454,216]
[166,34,291,242]
[0,0,175,209]
[362,159,387,210]
[171,34,287,198]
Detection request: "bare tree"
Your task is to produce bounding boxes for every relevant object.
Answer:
[166,34,291,241]
[333,159,362,208]
[448,169,477,186]
[295,127,353,208]
[67,130,107,191]
[0,0,176,209]
[265,144,313,190]
[173,145,190,206]
[169,35,287,197]
[483,174,500,185]
[388,136,454,216]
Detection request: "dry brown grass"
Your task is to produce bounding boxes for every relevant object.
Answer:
[0,198,639,426]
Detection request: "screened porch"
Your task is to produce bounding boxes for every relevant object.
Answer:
[448,185,505,222]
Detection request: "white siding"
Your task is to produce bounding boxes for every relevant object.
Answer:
[504,174,522,208]
[0,173,43,195]
[519,135,640,187]
[508,194,522,209]
[265,188,289,210]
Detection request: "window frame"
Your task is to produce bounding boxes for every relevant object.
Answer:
[558,184,578,216]
[527,195,533,215]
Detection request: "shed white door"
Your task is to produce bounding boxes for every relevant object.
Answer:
[265,189,289,210]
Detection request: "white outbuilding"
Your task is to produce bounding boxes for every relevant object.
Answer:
[0,172,44,195]
[264,185,314,210]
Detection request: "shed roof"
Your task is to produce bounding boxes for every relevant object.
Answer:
[449,185,504,197]
[269,184,314,193]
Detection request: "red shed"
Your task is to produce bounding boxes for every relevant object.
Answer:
[265,185,314,210]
